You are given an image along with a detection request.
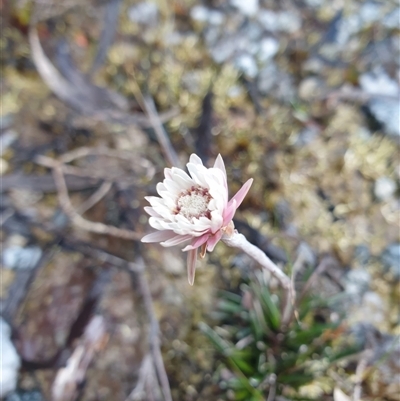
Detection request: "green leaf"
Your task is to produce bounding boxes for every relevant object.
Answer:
[278,372,314,387]
[219,290,243,304]
[217,299,245,315]
[199,322,231,353]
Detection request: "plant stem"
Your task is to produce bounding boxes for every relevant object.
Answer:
[222,231,293,327]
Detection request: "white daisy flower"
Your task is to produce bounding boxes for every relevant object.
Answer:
[142,153,253,285]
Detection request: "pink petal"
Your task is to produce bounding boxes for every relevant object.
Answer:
[227,178,253,210]
[141,230,176,243]
[182,233,210,252]
[161,234,193,247]
[213,154,227,179]
[222,199,237,226]
[206,230,223,252]
[187,249,198,285]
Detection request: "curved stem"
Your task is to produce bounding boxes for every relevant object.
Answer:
[222,231,293,327]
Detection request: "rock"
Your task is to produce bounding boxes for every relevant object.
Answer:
[336,3,386,45]
[360,70,400,138]
[298,77,326,100]
[293,126,319,147]
[5,390,43,401]
[0,158,9,175]
[258,64,295,101]
[359,2,385,25]
[359,291,386,326]
[190,5,224,25]
[0,129,18,156]
[351,324,400,400]
[0,114,14,132]
[381,243,400,280]
[297,242,316,268]
[230,0,258,17]
[342,269,370,301]
[367,98,400,139]
[304,0,324,7]
[257,37,279,63]
[359,70,399,97]
[336,14,362,46]
[207,32,238,63]
[374,177,397,201]
[257,63,277,94]
[128,2,158,26]
[353,244,370,266]
[0,318,20,398]
[2,245,42,270]
[234,54,258,78]
[383,8,400,29]
[258,10,301,33]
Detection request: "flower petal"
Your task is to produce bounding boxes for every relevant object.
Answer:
[228,178,253,210]
[189,154,204,165]
[222,199,237,226]
[187,249,198,285]
[144,206,162,217]
[206,230,223,252]
[182,233,210,251]
[160,234,193,247]
[213,154,226,178]
[141,230,176,243]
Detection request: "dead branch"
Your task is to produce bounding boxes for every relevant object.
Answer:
[52,163,142,241]
[52,315,107,401]
[29,27,178,128]
[130,258,173,401]
[299,255,339,302]
[76,181,113,215]
[142,96,182,169]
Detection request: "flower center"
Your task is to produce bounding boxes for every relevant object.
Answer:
[175,186,212,221]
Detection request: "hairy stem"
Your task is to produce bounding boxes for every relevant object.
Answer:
[222,231,293,327]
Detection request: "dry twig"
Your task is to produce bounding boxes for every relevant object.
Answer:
[52,163,142,240]
[142,96,182,169]
[130,258,173,401]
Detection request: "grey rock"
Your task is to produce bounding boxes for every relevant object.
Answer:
[293,126,319,147]
[297,242,316,268]
[383,8,400,29]
[0,114,14,132]
[2,245,42,270]
[304,0,324,7]
[234,54,258,78]
[342,269,371,300]
[359,2,384,25]
[381,243,400,280]
[258,64,295,101]
[128,2,158,26]
[6,390,43,401]
[336,14,362,46]
[368,97,400,138]
[361,70,400,138]
[374,177,397,201]
[190,5,224,25]
[0,130,18,156]
[230,0,259,17]
[258,10,301,33]
[353,244,370,266]
[257,37,279,63]
[359,70,399,97]
[0,318,20,398]
[298,77,327,100]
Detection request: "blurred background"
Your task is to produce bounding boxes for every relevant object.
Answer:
[1,0,399,400]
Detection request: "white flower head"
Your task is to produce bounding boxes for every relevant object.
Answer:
[142,154,253,285]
